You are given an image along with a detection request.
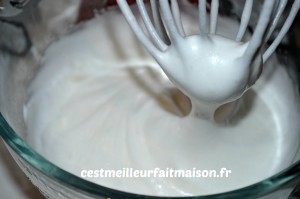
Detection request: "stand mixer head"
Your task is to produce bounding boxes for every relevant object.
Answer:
[0,0,29,17]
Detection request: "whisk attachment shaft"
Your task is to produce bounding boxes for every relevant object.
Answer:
[210,0,219,34]
[137,0,167,50]
[171,0,185,36]
[235,0,253,42]
[198,0,207,35]
[117,0,299,122]
[263,0,300,61]
[242,0,276,67]
[237,0,299,63]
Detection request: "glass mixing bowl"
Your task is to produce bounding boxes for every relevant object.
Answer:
[0,0,300,198]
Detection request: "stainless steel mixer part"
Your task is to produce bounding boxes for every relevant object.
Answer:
[0,0,29,17]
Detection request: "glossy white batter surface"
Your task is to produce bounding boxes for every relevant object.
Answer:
[23,4,300,196]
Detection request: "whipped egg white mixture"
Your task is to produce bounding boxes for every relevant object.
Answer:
[23,2,300,196]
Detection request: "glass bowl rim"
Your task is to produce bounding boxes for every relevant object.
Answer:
[1,113,300,199]
[0,0,300,196]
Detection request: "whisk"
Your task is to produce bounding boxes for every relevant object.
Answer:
[117,0,300,122]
